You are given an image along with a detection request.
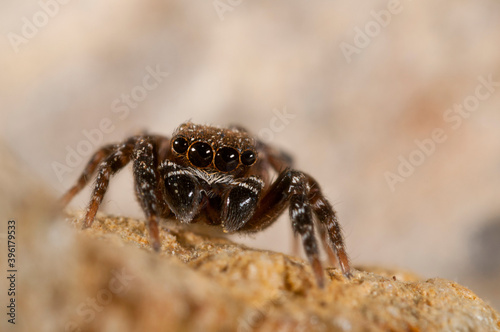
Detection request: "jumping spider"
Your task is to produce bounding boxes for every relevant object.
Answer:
[60,122,352,287]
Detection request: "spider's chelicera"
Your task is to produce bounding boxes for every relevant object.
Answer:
[60,122,352,286]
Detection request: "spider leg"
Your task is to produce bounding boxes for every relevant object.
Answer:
[82,140,136,228]
[306,175,352,278]
[289,182,325,287]
[58,144,115,209]
[255,141,351,279]
[256,140,294,172]
[291,233,301,257]
[132,136,171,251]
[240,169,325,287]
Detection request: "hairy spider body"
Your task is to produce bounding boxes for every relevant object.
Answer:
[60,122,352,287]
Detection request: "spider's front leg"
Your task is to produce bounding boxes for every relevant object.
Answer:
[132,136,172,251]
[237,170,326,287]
[240,169,351,287]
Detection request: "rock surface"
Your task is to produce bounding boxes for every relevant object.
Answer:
[14,212,500,332]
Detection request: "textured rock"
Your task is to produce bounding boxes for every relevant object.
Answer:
[15,212,500,332]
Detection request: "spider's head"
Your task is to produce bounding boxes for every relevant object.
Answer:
[170,122,257,174]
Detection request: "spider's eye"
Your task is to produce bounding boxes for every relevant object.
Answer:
[172,137,189,154]
[241,150,257,166]
[215,147,239,172]
[188,142,213,167]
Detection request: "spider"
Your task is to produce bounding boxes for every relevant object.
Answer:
[60,122,352,287]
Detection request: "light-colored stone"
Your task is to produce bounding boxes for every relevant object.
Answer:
[14,212,499,332]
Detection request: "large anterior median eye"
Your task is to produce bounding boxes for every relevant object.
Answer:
[188,142,213,167]
[241,150,257,166]
[215,147,239,172]
[172,137,189,154]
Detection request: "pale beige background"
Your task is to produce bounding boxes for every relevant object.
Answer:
[1,0,500,309]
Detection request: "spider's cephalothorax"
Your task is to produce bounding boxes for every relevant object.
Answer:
[60,122,352,287]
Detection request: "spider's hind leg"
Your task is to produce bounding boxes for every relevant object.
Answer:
[307,175,352,278]
[59,144,116,209]
[80,141,136,228]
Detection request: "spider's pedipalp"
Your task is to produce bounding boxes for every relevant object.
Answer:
[221,176,263,232]
[159,161,203,223]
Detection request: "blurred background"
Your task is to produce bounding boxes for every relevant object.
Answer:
[1,0,499,310]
